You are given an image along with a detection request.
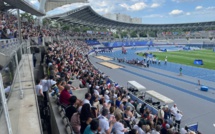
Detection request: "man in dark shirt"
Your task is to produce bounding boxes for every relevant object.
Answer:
[65,96,78,120]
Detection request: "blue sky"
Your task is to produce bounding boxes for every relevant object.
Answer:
[29,0,215,24]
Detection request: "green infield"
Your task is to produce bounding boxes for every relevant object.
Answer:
[138,49,215,70]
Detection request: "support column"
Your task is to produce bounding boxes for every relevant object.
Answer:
[136,32,140,40]
[14,51,23,99]
[127,31,131,40]
[58,23,61,30]
[146,31,150,39]
[17,9,22,43]
[0,73,13,134]
[117,29,122,41]
[39,0,46,13]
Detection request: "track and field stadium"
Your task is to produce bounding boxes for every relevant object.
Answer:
[1,1,215,134]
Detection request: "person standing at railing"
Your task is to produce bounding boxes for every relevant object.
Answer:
[38,32,43,45]
[35,79,44,105]
[0,25,9,39]
[174,110,183,132]
[33,53,37,67]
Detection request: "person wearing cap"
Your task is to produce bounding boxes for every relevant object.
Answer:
[175,110,183,132]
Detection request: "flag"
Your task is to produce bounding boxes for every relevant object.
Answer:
[115,83,119,88]
[188,123,198,132]
[107,82,111,89]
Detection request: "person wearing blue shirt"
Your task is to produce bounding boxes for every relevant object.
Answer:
[83,119,99,134]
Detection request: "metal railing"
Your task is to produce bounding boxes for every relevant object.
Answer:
[0,37,53,134]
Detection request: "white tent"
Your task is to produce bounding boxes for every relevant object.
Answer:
[127,81,146,91]
[146,90,174,104]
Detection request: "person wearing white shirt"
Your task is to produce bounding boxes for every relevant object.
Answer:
[151,125,161,134]
[104,90,110,103]
[99,108,115,134]
[94,89,100,98]
[113,113,128,134]
[35,79,44,97]
[4,86,11,93]
[40,76,49,102]
[133,121,145,134]
[35,79,44,104]
[175,111,183,132]
[171,104,178,117]
[47,77,57,88]
[180,126,189,134]
[82,93,92,107]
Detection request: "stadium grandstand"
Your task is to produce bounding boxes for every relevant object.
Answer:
[1,1,215,134]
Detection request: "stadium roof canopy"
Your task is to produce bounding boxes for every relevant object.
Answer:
[49,6,215,31]
[38,0,88,12]
[2,0,45,16]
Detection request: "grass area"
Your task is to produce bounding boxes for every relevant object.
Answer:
[138,49,215,70]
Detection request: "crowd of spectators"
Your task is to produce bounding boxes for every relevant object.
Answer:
[0,11,70,41]
[0,11,18,39]
[35,37,200,134]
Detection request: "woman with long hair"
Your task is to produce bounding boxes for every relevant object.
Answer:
[80,103,93,134]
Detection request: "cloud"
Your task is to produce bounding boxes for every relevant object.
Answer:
[169,9,184,16]
[120,2,147,11]
[172,0,202,3]
[186,12,191,15]
[206,6,215,10]
[151,3,160,8]
[195,6,203,10]
[142,14,164,18]
[179,6,215,20]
